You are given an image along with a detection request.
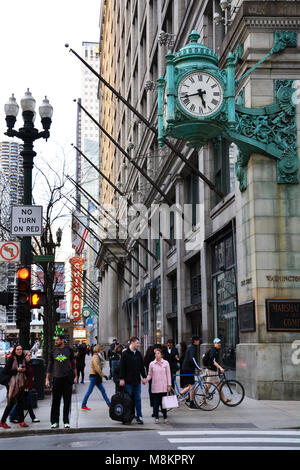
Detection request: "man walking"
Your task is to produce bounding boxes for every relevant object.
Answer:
[119,337,146,424]
[181,335,201,409]
[45,335,77,429]
[165,339,179,389]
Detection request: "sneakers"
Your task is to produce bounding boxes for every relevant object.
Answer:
[81,406,91,410]
[51,423,59,429]
[188,401,198,409]
[32,418,40,423]
[0,421,11,429]
[136,417,144,424]
[19,422,29,428]
[64,423,70,428]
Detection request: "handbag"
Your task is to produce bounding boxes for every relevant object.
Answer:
[162,393,179,409]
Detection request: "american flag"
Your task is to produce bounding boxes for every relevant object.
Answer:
[71,210,89,255]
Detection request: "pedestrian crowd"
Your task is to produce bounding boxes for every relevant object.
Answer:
[0,333,225,429]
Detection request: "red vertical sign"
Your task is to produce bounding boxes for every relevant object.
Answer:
[69,256,85,322]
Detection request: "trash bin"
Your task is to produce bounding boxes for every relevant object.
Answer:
[30,389,38,409]
[31,358,45,400]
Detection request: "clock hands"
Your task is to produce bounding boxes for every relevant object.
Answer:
[180,88,206,108]
[198,89,206,108]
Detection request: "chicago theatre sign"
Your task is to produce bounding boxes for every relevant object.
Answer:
[69,256,85,321]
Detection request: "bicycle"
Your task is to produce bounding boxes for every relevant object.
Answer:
[202,370,245,407]
[169,372,220,411]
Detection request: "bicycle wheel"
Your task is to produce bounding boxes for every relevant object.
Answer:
[194,382,220,411]
[220,379,245,406]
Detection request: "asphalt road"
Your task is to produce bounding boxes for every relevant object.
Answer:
[0,429,300,452]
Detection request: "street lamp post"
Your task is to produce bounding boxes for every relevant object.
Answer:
[4,90,53,348]
[40,226,62,367]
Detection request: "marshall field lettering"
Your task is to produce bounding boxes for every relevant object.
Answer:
[266,300,300,331]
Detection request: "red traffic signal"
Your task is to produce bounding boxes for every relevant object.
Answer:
[17,267,30,281]
[17,267,31,304]
[30,291,46,308]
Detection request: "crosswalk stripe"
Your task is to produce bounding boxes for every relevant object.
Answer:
[177,447,300,451]
[168,438,300,444]
[159,430,300,436]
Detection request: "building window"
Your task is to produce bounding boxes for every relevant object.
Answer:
[186,174,199,227]
[212,232,237,370]
[171,276,177,313]
[213,138,236,205]
[190,258,201,305]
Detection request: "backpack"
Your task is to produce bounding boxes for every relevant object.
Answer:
[202,349,212,368]
[109,390,135,424]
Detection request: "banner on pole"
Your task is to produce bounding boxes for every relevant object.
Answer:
[71,210,89,255]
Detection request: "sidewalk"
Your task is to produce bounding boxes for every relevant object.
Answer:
[0,357,300,437]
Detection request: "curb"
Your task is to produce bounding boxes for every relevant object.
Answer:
[0,425,154,439]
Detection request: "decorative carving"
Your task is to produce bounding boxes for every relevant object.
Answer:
[270,30,297,54]
[232,80,298,191]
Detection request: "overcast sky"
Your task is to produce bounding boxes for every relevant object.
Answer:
[0,0,101,260]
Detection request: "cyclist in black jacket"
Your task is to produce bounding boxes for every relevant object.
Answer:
[181,335,201,409]
[119,337,146,424]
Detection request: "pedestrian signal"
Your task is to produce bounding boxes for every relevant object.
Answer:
[30,291,46,308]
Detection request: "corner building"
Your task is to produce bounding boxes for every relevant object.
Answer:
[96,0,300,399]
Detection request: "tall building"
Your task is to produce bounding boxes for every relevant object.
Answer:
[0,141,24,207]
[96,0,300,400]
[75,41,100,341]
[0,141,24,330]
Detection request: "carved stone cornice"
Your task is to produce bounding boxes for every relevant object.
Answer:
[219,0,300,64]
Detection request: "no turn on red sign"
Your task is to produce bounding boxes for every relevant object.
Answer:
[11,205,43,236]
[0,241,21,262]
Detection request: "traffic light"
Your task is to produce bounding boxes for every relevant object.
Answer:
[17,267,31,305]
[30,290,46,308]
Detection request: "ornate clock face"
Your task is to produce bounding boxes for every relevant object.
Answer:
[178,71,223,117]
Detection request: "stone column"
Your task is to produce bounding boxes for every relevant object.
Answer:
[106,260,119,344]
[99,268,107,345]
[175,176,189,343]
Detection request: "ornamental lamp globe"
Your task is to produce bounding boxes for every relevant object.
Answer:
[20,88,36,113]
[4,94,19,118]
[4,94,19,130]
[39,96,53,132]
[39,96,53,120]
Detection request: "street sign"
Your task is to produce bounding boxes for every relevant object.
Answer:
[11,205,43,236]
[33,255,54,263]
[0,241,21,262]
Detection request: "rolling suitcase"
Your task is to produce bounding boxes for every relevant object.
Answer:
[109,389,135,424]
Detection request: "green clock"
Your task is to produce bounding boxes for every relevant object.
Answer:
[178,71,224,117]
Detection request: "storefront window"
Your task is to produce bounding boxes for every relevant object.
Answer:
[212,233,237,369]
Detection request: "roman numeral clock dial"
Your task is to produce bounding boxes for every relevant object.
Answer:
[178,72,223,117]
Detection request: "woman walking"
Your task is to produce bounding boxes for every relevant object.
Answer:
[0,344,28,429]
[81,344,111,410]
[142,348,171,424]
[10,350,40,424]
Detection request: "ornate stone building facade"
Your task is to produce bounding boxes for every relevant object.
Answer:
[95,0,300,399]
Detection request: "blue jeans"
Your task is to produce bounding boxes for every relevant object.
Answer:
[124,383,142,418]
[82,376,111,407]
